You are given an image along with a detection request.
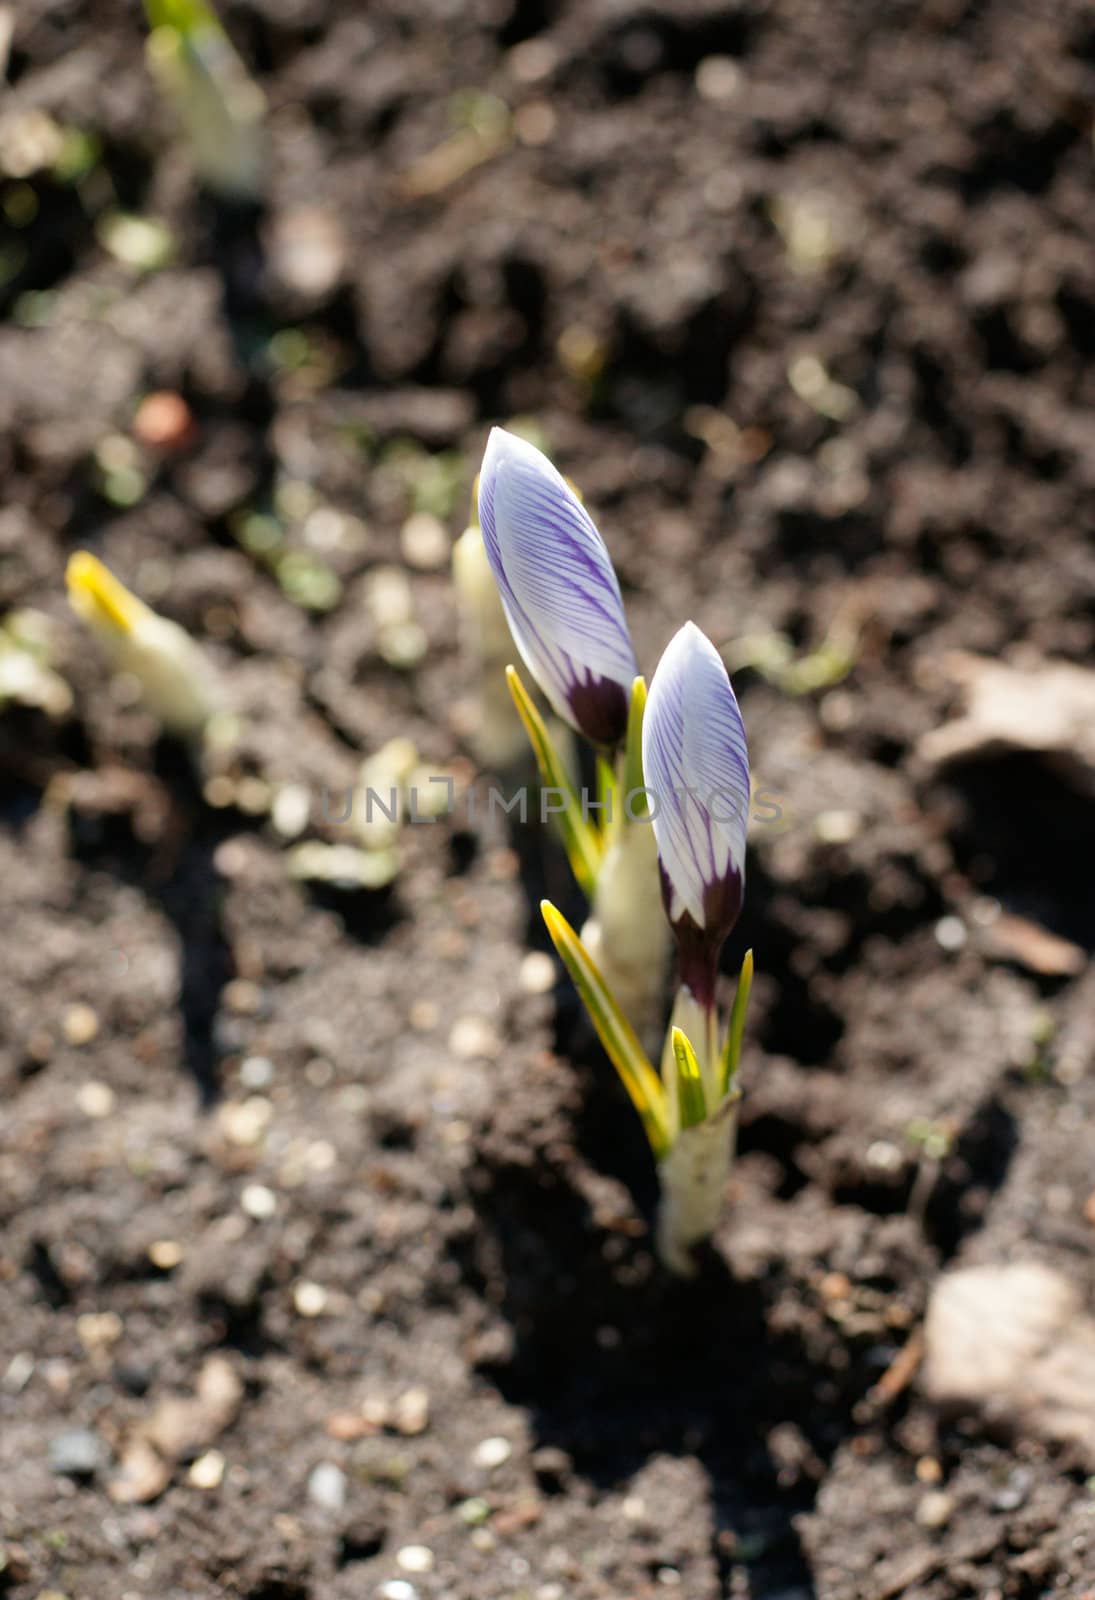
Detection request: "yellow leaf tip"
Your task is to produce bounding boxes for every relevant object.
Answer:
[66,551,144,635]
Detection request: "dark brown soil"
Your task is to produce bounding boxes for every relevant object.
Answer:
[3,1,1095,1596]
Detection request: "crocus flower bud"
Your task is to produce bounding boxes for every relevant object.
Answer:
[477,427,638,748]
[642,622,750,1005]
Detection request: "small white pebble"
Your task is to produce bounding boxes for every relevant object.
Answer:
[473,1435,512,1469]
[519,951,556,994]
[396,1546,434,1574]
[308,1460,347,1510]
[272,784,311,840]
[76,1081,115,1119]
[917,1489,954,1529]
[866,1140,902,1173]
[293,1281,329,1318]
[240,1183,277,1220]
[63,1003,101,1047]
[188,1449,226,1489]
[305,1139,337,1174]
[400,511,449,570]
[935,915,966,952]
[393,1386,430,1436]
[814,809,861,845]
[3,1352,35,1393]
[219,1095,273,1147]
[76,1312,123,1352]
[695,54,742,102]
[240,1055,275,1090]
[448,1015,500,1061]
[508,36,557,82]
[377,1583,418,1600]
[148,1239,184,1270]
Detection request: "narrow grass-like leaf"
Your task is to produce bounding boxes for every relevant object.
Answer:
[624,675,647,814]
[595,751,617,834]
[506,666,601,899]
[541,900,669,1159]
[719,947,753,1094]
[672,1026,707,1131]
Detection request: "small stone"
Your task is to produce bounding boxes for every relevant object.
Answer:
[307,1461,347,1510]
[240,1183,277,1220]
[934,915,966,952]
[866,1140,902,1173]
[393,1386,430,1436]
[63,1004,100,1046]
[456,1496,490,1525]
[76,1080,115,1118]
[376,1583,418,1600]
[223,978,262,1016]
[513,100,556,146]
[49,1427,103,1479]
[326,1411,376,1442]
[993,1465,1033,1512]
[818,1272,852,1304]
[188,1449,225,1489]
[293,1280,328,1318]
[108,1438,170,1504]
[472,1435,512,1469]
[148,1239,184,1270]
[219,1095,273,1147]
[396,1545,434,1574]
[508,37,557,82]
[813,809,861,845]
[272,784,311,840]
[76,1312,123,1353]
[400,512,448,570]
[448,1015,500,1061]
[519,951,556,994]
[133,391,196,451]
[695,55,743,102]
[239,1054,276,1091]
[916,1490,954,1529]
[144,1356,243,1463]
[365,567,414,628]
[267,205,346,299]
[3,1352,34,1393]
[378,621,427,669]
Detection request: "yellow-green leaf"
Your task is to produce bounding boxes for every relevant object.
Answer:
[507,666,601,899]
[623,675,647,815]
[720,947,753,1094]
[671,1026,707,1130]
[541,900,669,1159]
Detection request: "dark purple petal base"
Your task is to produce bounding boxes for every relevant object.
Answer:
[661,862,744,1007]
[566,674,630,748]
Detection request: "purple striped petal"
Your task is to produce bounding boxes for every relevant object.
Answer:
[478,428,638,746]
[642,623,750,988]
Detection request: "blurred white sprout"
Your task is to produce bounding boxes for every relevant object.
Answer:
[66,550,222,740]
[143,0,266,200]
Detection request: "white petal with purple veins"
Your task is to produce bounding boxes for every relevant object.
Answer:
[642,622,750,929]
[478,428,637,744]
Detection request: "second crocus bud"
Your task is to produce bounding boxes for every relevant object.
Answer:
[643,621,750,1011]
[477,427,638,748]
